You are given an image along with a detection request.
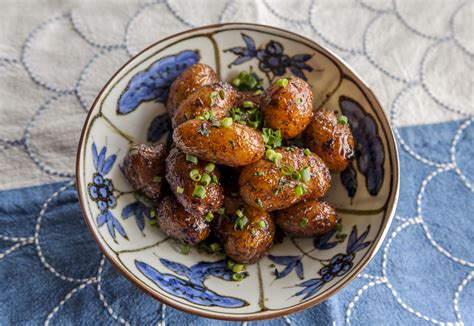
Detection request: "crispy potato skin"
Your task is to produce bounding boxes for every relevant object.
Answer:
[172,82,236,128]
[173,120,265,167]
[166,63,218,116]
[165,148,223,217]
[214,197,275,264]
[275,199,337,237]
[261,77,313,139]
[304,110,355,172]
[123,143,168,200]
[235,90,262,108]
[239,147,331,211]
[156,196,210,245]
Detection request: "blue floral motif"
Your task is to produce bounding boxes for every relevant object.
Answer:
[88,143,127,240]
[313,228,339,250]
[147,113,172,144]
[340,96,385,196]
[294,225,371,301]
[136,258,248,308]
[122,199,153,232]
[225,33,313,81]
[268,255,304,280]
[118,50,200,115]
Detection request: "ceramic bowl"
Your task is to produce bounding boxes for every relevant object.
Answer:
[76,23,399,321]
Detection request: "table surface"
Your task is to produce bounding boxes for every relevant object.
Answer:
[0,0,473,325]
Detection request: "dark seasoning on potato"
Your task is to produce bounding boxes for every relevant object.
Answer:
[122,64,356,281]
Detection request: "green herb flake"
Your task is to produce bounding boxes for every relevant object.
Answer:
[243,101,254,108]
[205,212,214,222]
[253,171,264,176]
[257,220,267,229]
[149,209,156,218]
[337,115,349,125]
[210,91,218,106]
[276,78,288,88]
[153,176,162,183]
[186,154,198,164]
[219,89,225,99]
[304,148,311,156]
[176,186,184,194]
[149,220,157,226]
[180,245,191,255]
[299,218,308,227]
[255,198,263,207]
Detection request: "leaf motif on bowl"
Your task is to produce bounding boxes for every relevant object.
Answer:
[339,96,385,196]
[117,50,200,115]
[136,259,248,308]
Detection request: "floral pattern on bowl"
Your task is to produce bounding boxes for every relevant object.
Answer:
[77,23,399,321]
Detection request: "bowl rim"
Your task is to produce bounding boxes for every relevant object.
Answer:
[76,22,400,321]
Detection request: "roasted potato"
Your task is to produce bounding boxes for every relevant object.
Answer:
[261,77,313,139]
[165,148,223,217]
[239,147,331,211]
[172,82,236,128]
[235,90,262,108]
[167,63,218,115]
[304,110,355,172]
[156,196,210,245]
[214,197,275,264]
[275,199,337,237]
[123,143,168,201]
[173,120,265,167]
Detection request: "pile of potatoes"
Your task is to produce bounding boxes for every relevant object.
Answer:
[123,64,355,266]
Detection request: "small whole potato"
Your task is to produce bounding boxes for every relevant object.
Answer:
[165,148,223,217]
[123,143,168,201]
[261,77,313,139]
[239,147,331,211]
[167,63,218,116]
[275,199,337,237]
[156,196,210,245]
[173,120,265,167]
[172,82,236,128]
[304,110,355,172]
[214,197,275,264]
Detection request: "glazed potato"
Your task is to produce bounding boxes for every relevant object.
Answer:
[275,199,337,237]
[214,197,275,264]
[167,63,218,115]
[166,148,224,217]
[156,196,210,245]
[261,77,313,139]
[304,110,355,172]
[235,90,262,108]
[173,120,265,167]
[239,147,331,211]
[172,82,236,128]
[123,143,168,201]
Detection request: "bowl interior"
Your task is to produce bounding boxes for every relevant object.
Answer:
[77,23,399,320]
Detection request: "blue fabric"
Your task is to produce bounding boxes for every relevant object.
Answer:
[0,120,473,325]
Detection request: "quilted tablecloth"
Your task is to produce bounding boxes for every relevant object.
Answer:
[0,0,473,325]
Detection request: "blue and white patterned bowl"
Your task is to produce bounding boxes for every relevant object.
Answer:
[76,23,399,321]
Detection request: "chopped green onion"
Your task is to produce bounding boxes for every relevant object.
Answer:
[128,148,138,156]
[276,78,288,88]
[211,175,218,184]
[253,171,264,176]
[149,220,157,226]
[221,117,233,128]
[176,186,184,194]
[300,218,308,227]
[180,245,191,255]
[232,263,245,273]
[266,148,276,160]
[227,260,236,269]
[295,184,305,197]
[300,167,311,183]
[231,78,241,87]
[234,215,248,230]
[201,173,211,186]
[280,165,293,176]
[254,89,263,95]
[338,115,349,125]
[231,70,263,91]
[243,101,254,108]
[192,185,206,199]
[211,119,221,127]
[286,147,296,152]
[210,91,218,106]
[205,163,215,172]
[195,115,205,120]
[149,209,156,218]
[189,169,202,181]
[203,110,213,120]
[255,198,263,207]
[247,120,259,128]
[205,212,214,222]
[296,98,303,105]
[217,207,225,215]
[210,243,221,252]
[304,148,311,156]
[153,176,162,183]
[219,89,225,99]
[291,170,301,181]
[336,233,348,241]
[235,209,244,218]
[232,273,245,281]
[335,221,343,232]
[257,220,267,229]
[262,128,282,149]
[186,154,198,164]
